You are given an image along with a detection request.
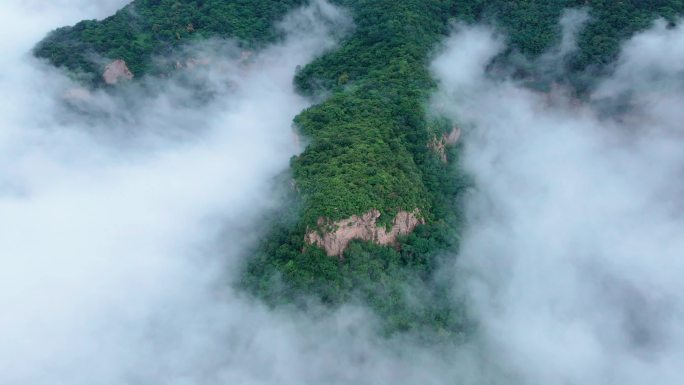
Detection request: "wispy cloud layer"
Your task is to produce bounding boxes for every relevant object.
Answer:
[0,2,389,384]
[5,2,684,384]
[433,16,684,385]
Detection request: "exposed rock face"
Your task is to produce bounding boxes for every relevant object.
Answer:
[428,126,461,163]
[102,59,133,85]
[305,209,423,257]
[428,136,448,163]
[445,125,461,145]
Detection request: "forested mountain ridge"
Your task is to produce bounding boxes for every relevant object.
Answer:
[34,0,308,82]
[35,1,684,85]
[35,0,684,335]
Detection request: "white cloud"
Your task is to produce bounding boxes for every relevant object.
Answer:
[11,2,684,384]
[0,2,419,384]
[433,17,684,385]
[0,2,487,385]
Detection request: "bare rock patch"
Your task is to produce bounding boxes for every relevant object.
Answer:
[103,59,133,85]
[305,209,423,257]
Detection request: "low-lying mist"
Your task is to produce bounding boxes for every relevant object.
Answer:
[432,16,684,385]
[0,1,417,384]
[0,2,480,385]
[5,1,684,384]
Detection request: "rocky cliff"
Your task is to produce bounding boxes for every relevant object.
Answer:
[103,60,133,85]
[305,209,423,257]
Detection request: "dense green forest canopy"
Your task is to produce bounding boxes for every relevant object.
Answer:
[34,0,684,336]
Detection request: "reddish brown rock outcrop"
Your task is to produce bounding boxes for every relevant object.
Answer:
[103,60,133,85]
[445,126,461,145]
[305,209,423,257]
[428,126,461,163]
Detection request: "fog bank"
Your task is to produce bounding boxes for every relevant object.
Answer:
[7,2,684,384]
[0,2,481,384]
[433,18,684,385]
[0,1,411,384]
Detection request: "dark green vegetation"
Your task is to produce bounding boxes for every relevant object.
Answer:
[34,0,307,83]
[36,0,684,336]
[292,1,460,227]
[457,0,684,60]
[456,0,684,88]
[244,176,469,336]
[247,1,472,337]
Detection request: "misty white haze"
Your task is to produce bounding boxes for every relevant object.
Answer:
[3,1,684,384]
[0,2,480,385]
[0,1,417,384]
[432,17,684,385]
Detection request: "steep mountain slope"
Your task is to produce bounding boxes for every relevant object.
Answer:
[34,0,684,335]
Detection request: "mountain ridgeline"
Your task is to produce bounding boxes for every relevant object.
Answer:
[35,0,684,336]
